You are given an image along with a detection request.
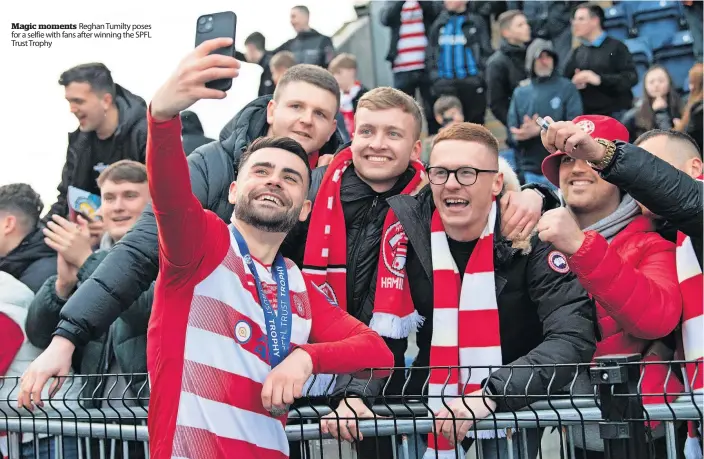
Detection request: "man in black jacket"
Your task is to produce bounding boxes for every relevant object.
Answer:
[245,31,275,97]
[0,184,56,293]
[275,5,335,68]
[486,10,531,129]
[43,63,148,238]
[426,0,494,125]
[563,3,638,118]
[323,123,596,459]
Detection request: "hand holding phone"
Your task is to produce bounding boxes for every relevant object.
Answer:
[195,11,238,91]
[151,32,240,121]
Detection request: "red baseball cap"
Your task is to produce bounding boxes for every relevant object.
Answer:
[540,115,630,187]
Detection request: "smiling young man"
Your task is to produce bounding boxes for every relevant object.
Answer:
[43,63,148,243]
[19,38,392,459]
[349,122,596,459]
[25,160,153,433]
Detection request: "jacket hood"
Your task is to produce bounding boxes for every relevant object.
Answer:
[218,95,344,165]
[0,228,56,281]
[113,84,147,140]
[525,38,558,76]
[0,272,34,307]
[180,110,205,135]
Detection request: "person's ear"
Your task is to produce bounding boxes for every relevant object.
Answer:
[492,172,504,197]
[266,99,277,125]
[687,156,703,179]
[1,214,16,236]
[298,199,312,222]
[228,181,238,205]
[410,140,422,161]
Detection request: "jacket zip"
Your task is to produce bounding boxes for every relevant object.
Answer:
[347,195,379,314]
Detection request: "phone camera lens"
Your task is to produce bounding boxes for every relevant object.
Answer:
[198,17,206,25]
[204,22,213,31]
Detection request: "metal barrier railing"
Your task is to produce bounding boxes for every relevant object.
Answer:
[0,355,701,459]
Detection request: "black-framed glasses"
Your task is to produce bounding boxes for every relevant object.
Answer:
[427,166,499,186]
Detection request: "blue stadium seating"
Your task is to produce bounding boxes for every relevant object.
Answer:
[625,38,654,99]
[632,1,684,49]
[604,4,631,42]
[654,30,696,93]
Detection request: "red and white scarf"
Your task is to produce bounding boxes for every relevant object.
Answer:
[677,197,704,393]
[302,147,424,333]
[340,82,363,139]
[677,176,703,459]
[425,201,503,459]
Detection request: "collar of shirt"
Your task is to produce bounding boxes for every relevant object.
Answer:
[581,31,607,48]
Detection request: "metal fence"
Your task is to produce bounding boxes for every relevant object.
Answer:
[0,355,701,459]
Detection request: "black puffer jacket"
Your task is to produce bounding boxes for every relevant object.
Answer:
[0,228,56,293]
[602,141,703,267]
[275,29,335,68]
[486,40,528,127]
[372,188,597,411]
[25,250,151,399]
[42,84,147,224]
[53,96,344,347]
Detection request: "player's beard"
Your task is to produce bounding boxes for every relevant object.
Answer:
[235,187,302,233]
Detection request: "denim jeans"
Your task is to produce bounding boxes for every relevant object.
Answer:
[523,171,557,191]
[400,429,543,459]
[21,437,79,459]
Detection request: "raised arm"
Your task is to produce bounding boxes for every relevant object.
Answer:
[602,142,703,238]
[17,37,241,412]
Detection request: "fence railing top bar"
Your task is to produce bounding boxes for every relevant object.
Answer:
[4,402,699,442]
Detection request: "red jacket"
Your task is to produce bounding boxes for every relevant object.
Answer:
[569,216,684,402]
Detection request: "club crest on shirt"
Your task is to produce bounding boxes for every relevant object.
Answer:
[293,294,305,315]
[234,320,252,344]
[315,282,339,307]
[548,250,570,274]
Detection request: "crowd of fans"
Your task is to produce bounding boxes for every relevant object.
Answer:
[1,2,703,459]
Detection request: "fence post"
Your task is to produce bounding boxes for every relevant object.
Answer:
[590,353,648,459]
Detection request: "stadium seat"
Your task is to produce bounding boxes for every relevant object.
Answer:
[632,1,685,50]
[604,4,631,42]
[625,38,653,100]
[653,30,696,94]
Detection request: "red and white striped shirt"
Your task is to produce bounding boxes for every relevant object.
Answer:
[145,111,394,459]
[393,0,428,73]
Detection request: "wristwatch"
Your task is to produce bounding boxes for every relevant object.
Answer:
[587,138,617,171]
